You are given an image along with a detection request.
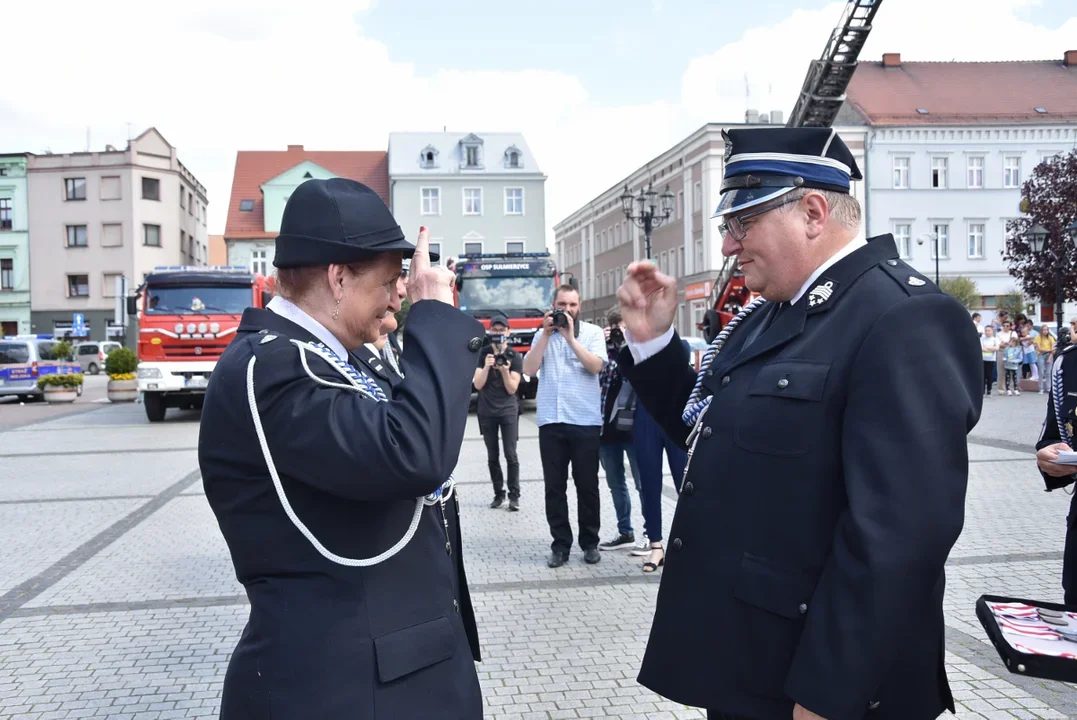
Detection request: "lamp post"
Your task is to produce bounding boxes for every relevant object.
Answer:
[1025,223,1070,339]
[916,232,940,285]
[620,181,675,260]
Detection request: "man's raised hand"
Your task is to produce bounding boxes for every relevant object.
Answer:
[616,262,677,343]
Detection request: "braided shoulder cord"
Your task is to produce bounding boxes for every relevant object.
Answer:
[681,297,767,426]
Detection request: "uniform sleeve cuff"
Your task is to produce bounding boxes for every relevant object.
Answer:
[625,327,675,364]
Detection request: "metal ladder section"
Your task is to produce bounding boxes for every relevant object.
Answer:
[785,0,884,128]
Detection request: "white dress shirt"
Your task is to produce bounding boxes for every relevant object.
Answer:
[267,295,349,361]
[627,234,867,364]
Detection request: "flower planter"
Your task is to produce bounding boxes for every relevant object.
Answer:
[107,378,139,403]
[43,385,79,404]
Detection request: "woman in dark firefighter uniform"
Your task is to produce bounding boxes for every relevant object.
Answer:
[198,178,485,719]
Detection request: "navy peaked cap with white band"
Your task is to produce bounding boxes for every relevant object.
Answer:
[713,127,863,218]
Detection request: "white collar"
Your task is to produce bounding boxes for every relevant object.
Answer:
[789,234,867,305]
[267,296,349,361]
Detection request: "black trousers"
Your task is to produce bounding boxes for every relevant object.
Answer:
[707,712,757,720]
[539,423,601,554]
[478,413,520,500]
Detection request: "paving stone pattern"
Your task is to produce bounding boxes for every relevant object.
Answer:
[0,396,1074,719]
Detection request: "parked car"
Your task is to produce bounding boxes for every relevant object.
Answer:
[73,341,122,375]
[684,336,711,370]
[0,335,82,401]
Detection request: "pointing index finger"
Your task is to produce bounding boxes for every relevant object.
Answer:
[411,226,430,275]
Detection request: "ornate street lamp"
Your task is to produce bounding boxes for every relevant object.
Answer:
[1025,224,1063,338]
[621,180,674,260]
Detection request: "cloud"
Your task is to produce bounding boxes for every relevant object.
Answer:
[1,0,1073,251]
[681,0,1077,126]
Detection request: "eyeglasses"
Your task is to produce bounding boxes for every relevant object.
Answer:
[717,194,803,241]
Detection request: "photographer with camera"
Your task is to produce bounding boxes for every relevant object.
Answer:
[598,309,643,553]
[474,314,523,510]
[523,284,607,568]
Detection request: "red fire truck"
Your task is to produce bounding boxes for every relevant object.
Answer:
[452,251,573,400]
[129,265,273,422]
[698,257,759,343]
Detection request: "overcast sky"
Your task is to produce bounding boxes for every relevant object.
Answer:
[3,0,1075,247]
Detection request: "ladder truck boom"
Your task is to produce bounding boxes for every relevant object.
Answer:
[786,0,884,128]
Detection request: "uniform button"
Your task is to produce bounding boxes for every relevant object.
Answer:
[454,599,460,613]
[886,259,898,266]
[705,369,713,377]
[468,337,482,352]
[798,603,808,614]
[671,538,683,551]
[721,375,730,387]
[683,482,694,494]
[701,427,712,439]
[777,378,789,389]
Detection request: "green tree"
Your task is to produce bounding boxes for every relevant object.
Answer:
[394,298,411,332]
[999,289,1026,321]
[938,276,979,310]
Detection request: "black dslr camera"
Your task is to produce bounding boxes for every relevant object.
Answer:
[494,353,510,367]
[608,326,625,347]
[551,309,569,329]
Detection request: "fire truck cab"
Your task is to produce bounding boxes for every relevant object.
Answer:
[130,265,273,422]
[452,251,572,401]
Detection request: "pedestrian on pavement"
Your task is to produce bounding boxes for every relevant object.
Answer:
[522,284,607,568]
[474,313,523,510]
[982,325,1000,396]
[1037,328,1077,606]
[198,178,484,720]
[616,127,982,720]
[1035,324,1056,393]
[1004,337,1023,396]
[597,308,643,552]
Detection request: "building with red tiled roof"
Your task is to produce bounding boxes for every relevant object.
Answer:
[223,144,388,272]
[835,51,1077,325]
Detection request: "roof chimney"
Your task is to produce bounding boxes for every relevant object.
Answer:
[882,53,901,67]
[287,144,304,151]
[745,109,759,124]
[759,112,770,124]
[1065,50,1077,67]
[771,110,784,125]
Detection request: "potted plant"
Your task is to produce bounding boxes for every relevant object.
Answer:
[105,346,139,403]
[38,372,84,404]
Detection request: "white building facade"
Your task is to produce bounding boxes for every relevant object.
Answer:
[388,132,547,262]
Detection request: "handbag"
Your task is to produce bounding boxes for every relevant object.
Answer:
[614,389,636,432]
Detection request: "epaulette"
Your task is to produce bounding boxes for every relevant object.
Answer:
[879,258,937,296]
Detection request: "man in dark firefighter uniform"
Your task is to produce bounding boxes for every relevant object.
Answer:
[615,127,983,720]
[1037,329,1077,607]
[198,179,483,719]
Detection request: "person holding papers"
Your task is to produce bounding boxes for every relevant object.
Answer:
[615,127,983,720]
[1036,329,1077,607]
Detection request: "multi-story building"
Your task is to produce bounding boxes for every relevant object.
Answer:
[0,154,31,336]
[388,132,547,262]
[553,116,867,335]
[838,50,1077,324]
[224,145,388,273]
[27,128,208,341]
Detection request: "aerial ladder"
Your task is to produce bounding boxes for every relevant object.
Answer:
[786,0,884,128]
[699,0,884,341]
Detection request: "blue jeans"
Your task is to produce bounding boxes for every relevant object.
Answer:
[599,442,640,537]
[1038,352,1052,392]
[634,401,687,544]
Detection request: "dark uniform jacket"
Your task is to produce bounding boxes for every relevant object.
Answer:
[353,343,404,391]
[620,235,983,720]
[1036,342,1077,605]
[198,300,484,720]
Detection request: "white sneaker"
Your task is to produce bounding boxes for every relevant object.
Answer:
[630,536,651,557]
[1015,389,1021,396]
[1007,390,1013,396]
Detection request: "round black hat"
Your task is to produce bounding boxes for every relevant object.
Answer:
[273,178,435,268]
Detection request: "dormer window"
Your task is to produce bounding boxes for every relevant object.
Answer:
[459,134,484,169]
[239,199,254,211]
[504,146,523,169]
[419,145,439,169]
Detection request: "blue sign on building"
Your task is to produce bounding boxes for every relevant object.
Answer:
[72,313,86,337]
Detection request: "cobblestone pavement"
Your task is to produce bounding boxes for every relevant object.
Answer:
[0,395,1075,719]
